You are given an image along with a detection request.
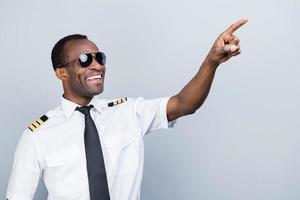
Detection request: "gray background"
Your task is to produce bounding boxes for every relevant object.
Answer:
[0,0,299,199]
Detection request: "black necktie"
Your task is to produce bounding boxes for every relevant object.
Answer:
[76,105,110,200]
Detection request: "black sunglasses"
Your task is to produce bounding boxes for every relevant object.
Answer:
[60,52,106,68]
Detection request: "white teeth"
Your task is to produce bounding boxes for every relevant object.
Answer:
[87,75,102,80]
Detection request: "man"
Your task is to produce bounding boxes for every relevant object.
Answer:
[6,19,247,200]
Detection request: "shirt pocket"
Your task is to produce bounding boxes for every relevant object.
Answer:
[104,133,139,174]
[44,145,87,198]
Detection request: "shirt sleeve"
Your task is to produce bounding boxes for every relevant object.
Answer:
[132,97,177,136]
[6,130,42,200]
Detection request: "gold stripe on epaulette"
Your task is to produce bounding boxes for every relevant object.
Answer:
[29,124,36,131]
[37,119,44,125]
[33,121,40,127]
[28,115,49,133]
[108,97,128,107]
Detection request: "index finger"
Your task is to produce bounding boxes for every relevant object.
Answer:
[225,19,248,34]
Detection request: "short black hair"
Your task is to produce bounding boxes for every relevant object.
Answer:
[51,34,88,70]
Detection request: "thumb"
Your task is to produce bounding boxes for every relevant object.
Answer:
[223,44,239,53]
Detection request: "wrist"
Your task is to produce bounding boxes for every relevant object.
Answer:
[203,56,220,70]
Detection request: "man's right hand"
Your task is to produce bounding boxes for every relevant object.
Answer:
[205,19,248,67]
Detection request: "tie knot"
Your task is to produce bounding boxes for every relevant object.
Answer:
[76,105,94,115]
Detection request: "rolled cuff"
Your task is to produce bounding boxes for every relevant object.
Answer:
[160,97,177,130]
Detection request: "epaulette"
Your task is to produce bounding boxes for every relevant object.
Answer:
[28,115,48,132]
[108,97,128,107]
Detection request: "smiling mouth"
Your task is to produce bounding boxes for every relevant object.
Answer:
[87,74,102,81]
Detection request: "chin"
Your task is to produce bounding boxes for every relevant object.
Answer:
[92,88,104,96]
[84,84,104,97]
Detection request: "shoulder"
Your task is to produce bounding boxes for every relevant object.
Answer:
[26,107,61,134]
[27,115,49,132]
[105,97,149,111]
[99,97,137,117]
[105,96,170,116]
[129,96,170,108]
[106,96,170,108]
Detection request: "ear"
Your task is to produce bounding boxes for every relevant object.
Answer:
[55,68,69,80]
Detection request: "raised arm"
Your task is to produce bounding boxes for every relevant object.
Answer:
[167,19,248,121]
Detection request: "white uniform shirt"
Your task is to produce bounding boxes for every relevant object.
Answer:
[6,96,176,200]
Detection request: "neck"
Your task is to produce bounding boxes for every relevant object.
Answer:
[62,82,93,106]
[63,93,93,106]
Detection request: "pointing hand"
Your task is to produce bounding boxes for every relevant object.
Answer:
[206,19,248,66]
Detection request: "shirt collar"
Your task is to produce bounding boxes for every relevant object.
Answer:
[90,96,107,112]
[60,96,107,119]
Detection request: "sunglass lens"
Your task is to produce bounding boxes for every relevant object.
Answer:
[95,52,106,66]
[79,54,93,68]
